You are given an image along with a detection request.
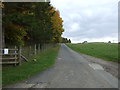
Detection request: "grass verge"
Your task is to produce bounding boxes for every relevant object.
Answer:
[66,43,119,62]
[2,46,60,86]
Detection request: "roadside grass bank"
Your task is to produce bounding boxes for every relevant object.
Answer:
[66,43,119,62]
[2,45,60,86]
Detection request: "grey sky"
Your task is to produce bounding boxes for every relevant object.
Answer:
[51,0,118,43]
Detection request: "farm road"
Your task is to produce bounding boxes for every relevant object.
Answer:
[4,44,118,88]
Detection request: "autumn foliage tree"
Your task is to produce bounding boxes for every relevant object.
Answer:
[3,2,28,46]
[2,2,64,46]
[4,25,26,45]
[51,8,64,43]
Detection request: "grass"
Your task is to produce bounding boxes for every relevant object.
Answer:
[66,43,119,62]
[2,46,60,86]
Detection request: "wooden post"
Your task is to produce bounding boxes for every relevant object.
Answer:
[0,8,2,64]
[14,46,17,66]
[0,6,2,88]
[38,44,40,54]
[39,44,42,53]
[29,46,31,56]
[34,44,36,55]
[18,46,21,65]
[43,44,45,52]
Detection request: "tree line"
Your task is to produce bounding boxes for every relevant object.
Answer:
[62,38,71,43]
[2,2,71,46]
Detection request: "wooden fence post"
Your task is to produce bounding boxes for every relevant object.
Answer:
[34,44,36,55]
[29,46,31,56]
[15,46,17,66]
[38,44,40,54]
[18,46,21,65]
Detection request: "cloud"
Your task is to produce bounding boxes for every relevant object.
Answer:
[51,0,118,43]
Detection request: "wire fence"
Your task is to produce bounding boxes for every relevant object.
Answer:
[21,43,58,61]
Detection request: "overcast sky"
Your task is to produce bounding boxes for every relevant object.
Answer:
[51,0,118,43]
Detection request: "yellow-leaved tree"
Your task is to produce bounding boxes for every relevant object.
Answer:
[51,7,64,43]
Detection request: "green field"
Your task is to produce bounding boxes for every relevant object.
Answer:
[2,46,60,86]
[66,43,119,62]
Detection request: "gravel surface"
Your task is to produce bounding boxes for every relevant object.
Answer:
[80,53,119,78]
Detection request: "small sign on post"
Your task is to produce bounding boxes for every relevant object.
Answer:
[4,48,9,54]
